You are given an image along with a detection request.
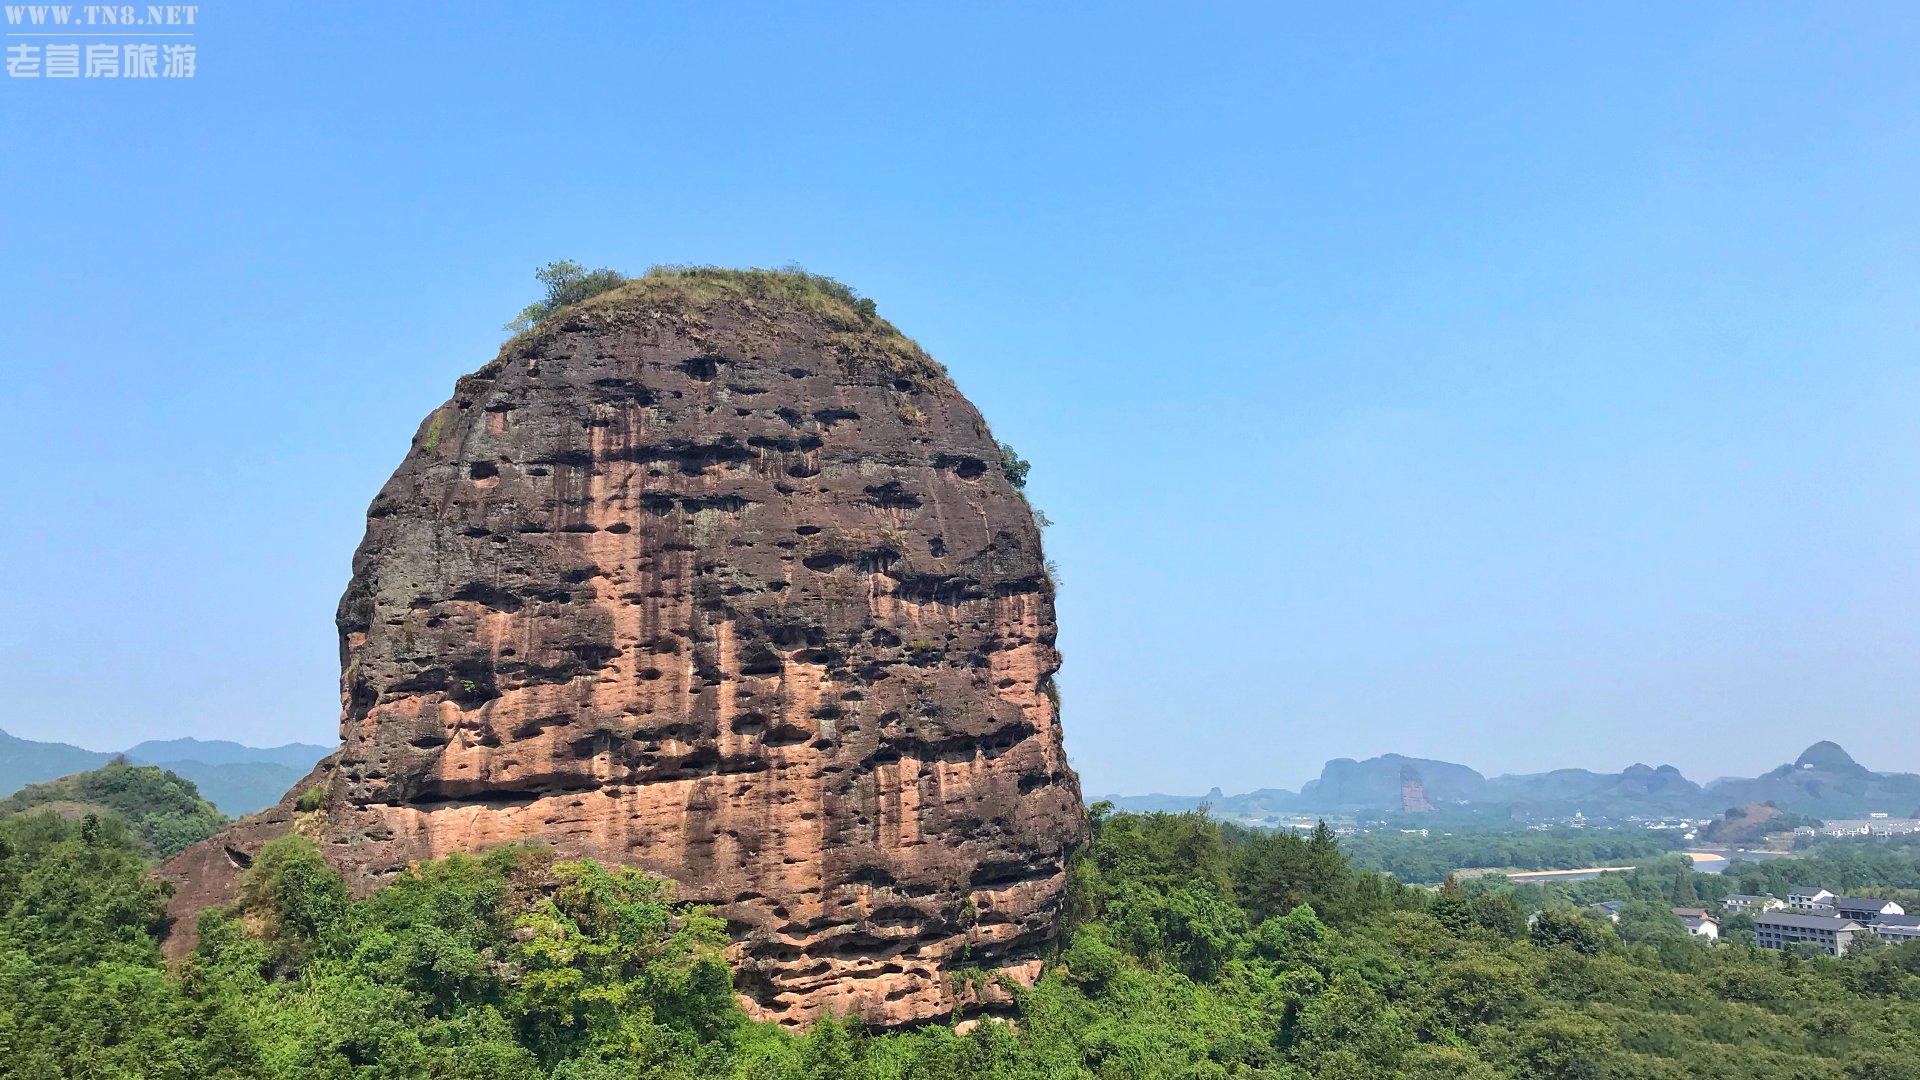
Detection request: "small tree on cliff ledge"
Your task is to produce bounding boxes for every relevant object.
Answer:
[998,441,1031,489]
[505,260,626,333]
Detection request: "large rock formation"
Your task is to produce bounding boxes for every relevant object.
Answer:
[160,269,1084,1026]
[1397,766,1434,814]
[1300,753,1488,810]
[1489,762,1706,818]
[1698,801,1787,846]
[1706,741,1920,816]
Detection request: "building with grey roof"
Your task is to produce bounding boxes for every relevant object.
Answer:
[1868,914,1920,945]
[1755,911,1864,956]
[1673,907,1719,940]
[1834,896,1905,921]
[1787,887,1836,911]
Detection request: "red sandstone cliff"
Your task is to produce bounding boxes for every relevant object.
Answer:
[160,269,1084,1026]
[1399,765,1435,814]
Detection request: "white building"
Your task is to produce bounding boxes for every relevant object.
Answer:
[1673,907,1719,941]
[1796,818,1920,839]
[1722,893,1784,914]
[1869,914,1920,945]
[1834,896,1905,921]
[1787,887,1836,911]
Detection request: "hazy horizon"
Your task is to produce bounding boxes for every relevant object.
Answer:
[16,724,1881,799]
[6,5,1919,797]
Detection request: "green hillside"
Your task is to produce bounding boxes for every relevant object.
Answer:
[8,807,1920,1077]
[0,728,326,816]
[0,761,227,859]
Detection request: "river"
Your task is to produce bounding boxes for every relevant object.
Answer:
[1502,848,1788,883]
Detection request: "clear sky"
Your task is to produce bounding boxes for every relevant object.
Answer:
[3,3,1917,795]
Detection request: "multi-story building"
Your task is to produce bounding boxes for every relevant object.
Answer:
[1722,893,1784,914]
[1869,914,1920,945]
[1834,896,1905,921]
[1786,887,1836,911]
[1755,911,1863,956]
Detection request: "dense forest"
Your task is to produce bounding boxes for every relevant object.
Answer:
[8,798,1920,1078]
[0,761,226,859]
[1338,826,1683,884]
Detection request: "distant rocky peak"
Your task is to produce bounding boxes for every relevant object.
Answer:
[1794,741,1861,771]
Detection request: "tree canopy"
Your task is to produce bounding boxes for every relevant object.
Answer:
[0,760,226,858]
[7,807,1920,1077]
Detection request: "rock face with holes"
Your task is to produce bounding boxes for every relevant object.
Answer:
[158,271,1083,1027]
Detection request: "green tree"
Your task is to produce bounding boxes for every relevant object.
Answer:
[997,441,1031,489]
[1508,1010,1612,1079]
[1529,904,1608,955]
[505,260,626,333]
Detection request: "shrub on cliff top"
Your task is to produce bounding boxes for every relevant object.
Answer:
[500,261,944,382]
[504,260,627,333]
[507,261,883,336]
[642,262,864,305]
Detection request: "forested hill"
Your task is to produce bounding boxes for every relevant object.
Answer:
[0,761,226,858]
[0,728,327,816]
[9,803,1920,1076]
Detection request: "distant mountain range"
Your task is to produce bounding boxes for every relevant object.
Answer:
[0,728,328,816]
[1096,740,1920,822]
[11,726,1914,824]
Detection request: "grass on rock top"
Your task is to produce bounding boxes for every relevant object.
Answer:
[501,264,946,381]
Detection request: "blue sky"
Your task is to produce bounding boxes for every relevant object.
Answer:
[2,3,1917,794]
